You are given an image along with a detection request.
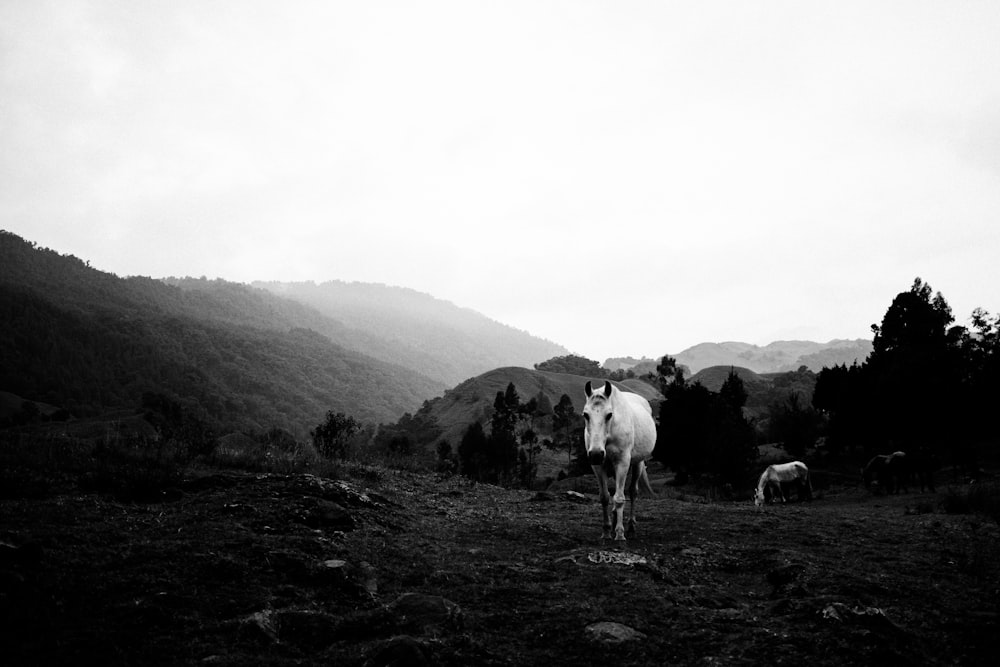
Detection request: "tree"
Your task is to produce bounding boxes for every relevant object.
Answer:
[814,277,1000,469]
[552,393,579,469]
[519,428,541,487]
[867,278,966,457]
[458,421,488,481]
[768,393,821,458]
[374,406,443,458]
[709,371,758,487]
[311,411,361,459]
[655,371,756,489]
[534,355,606,377]
[534,390,553,418]
[436,440,457,475]
[655,355,679,394]
[488,383,523,486]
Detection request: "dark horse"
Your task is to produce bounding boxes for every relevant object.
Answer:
[862,450,936,494]
[862,451,909,494]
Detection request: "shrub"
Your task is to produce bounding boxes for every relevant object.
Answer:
[940,482,1000,523]
[81,434,184,502]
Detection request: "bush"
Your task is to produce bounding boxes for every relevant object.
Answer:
[210,432,328,475]
[80,435,185,502]
[940,482,1000,523]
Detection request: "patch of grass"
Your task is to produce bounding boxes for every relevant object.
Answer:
[80,435,185,502]
[905,500,936,515]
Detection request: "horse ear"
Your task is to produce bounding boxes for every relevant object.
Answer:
[603,381,612,397]
[585,381,593,397]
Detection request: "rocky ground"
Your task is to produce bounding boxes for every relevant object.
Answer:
[2,464,999,666]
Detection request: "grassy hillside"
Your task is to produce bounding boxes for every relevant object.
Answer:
[255,281,569,387]
[681,365,818,431]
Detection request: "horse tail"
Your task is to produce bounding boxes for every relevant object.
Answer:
[638,462,655,496]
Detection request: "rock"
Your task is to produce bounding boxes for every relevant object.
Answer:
[767,563,805,587]
[585,621,647,644]
[547,475,598,494]
[314,558,377,597]
[274,609,340,650]
[316,558,351,588]
[237,610,278,645]
[387,592,463,635]
[820,603,906,635]
[363,635,431,667]
[356,560,379,596]
[266,550,313,583]
[300,499,356,530]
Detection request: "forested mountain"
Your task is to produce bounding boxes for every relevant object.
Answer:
[387,366,663,459]
[0,231,445,436]
[254,281,568,387]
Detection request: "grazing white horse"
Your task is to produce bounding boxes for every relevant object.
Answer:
[583,380,656,541]
[754,461,812,507]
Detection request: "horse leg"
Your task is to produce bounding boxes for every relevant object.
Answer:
[625,461,640,538]
[611,458,630,542]
[592,465,612,540]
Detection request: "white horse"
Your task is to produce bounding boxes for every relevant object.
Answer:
[754,461,812,507]
[583,380,656,541]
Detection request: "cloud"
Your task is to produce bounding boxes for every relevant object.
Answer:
[2,1,999,360]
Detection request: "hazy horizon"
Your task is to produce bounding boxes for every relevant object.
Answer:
[3,1,998,361]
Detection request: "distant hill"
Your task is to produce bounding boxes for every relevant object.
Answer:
[670,340,872,375]
[0,231,446,436]
[418,366,663,454]
[254,281,568,387]
[686,365,769,393]
[685,364,819,429]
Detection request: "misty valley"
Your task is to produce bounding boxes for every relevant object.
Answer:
[2,230,999,665]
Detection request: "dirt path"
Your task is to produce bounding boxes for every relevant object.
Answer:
[2,469,998,665]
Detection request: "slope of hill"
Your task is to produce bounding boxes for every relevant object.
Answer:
[680,365,818,429]
[673,339,872,374]
[421,366,663,452]
[254,281,569,387]
[0,231,444,435]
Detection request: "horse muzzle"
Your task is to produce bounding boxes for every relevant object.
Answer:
[588,450,605,466]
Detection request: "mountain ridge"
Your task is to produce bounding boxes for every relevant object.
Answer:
[606,338,872,376]
[253,280,568,387]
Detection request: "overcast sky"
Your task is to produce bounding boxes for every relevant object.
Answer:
[3,1,999,362]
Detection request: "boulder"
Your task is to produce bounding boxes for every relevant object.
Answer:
[274,609,340,650]
[387,592,463,635]
[585,621,647,644]
[299,499,356,530]
[363,635,431,667]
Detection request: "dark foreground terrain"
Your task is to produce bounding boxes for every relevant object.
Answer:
[2,465,999,666]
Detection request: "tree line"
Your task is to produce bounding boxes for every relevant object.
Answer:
[813,278,999,473]
[371,277,999,491]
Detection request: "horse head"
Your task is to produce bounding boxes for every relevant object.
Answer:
[583,380,614,466]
